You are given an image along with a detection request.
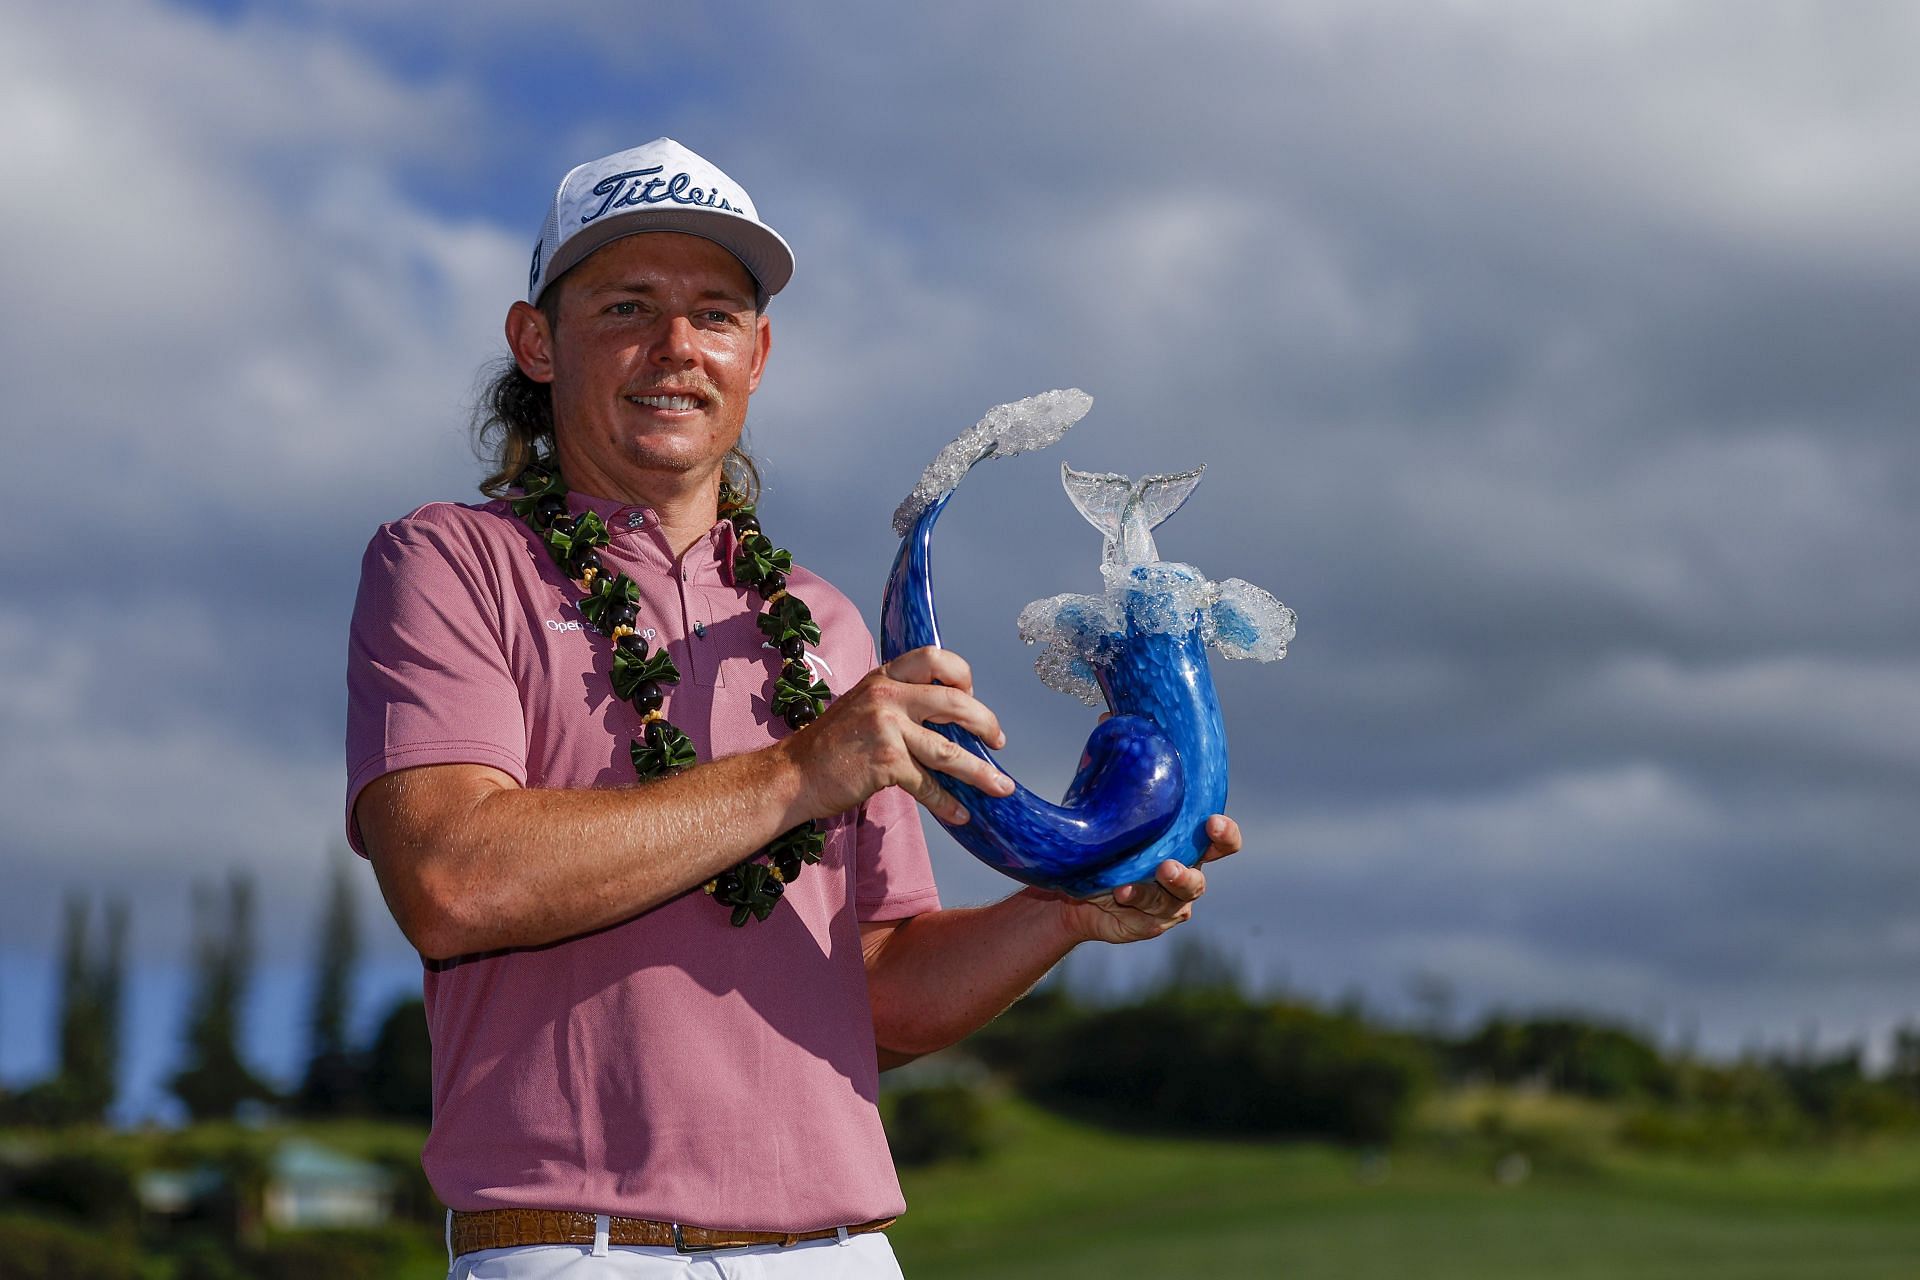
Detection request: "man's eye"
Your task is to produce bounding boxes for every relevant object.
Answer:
[609,302,636,316]
[701,310,734,325]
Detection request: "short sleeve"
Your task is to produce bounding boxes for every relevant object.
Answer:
[852,784,942,921]
[344,513,529,854]
[841,627,942,920]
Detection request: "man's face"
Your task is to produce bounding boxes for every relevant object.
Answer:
[509,231,771,500]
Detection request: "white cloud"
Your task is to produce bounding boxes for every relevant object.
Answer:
[1,0,1916,1071]
[0,0,519,522]
[0,0,525,964]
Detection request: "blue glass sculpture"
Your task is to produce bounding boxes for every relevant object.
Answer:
[881,390,1295,897]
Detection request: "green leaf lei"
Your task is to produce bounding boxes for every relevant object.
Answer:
[511,456,830,927]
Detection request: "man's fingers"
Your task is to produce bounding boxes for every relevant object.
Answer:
[881,645,974,694]
[1158,859,1207,902]
[900,767,969,826]
[872,650,1006,749]
[897,683,1005,749]
[1199,814,1242,862]
[1112,861,1205,915]
[905,723,1015,798]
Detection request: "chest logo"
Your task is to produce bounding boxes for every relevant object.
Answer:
[549,619,656,640]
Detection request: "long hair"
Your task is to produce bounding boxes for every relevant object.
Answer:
[471,298,762,503]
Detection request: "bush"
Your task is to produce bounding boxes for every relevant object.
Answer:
[365,1000,433,1122]
[243,1227,418,1280]
[0,1078,109,1129]
[998,992,1430,1145]
[0,1213,141,1280]
[886,1085,991,1167]
[8,1151,140,1234]
[167,1238,251,1280]
[1452,1016,1673,1101]
[371,1149,444,1226]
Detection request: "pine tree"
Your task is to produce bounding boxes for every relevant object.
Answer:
[170,873,276,1120]
[98,896,128,1106]
[55,893,100,1098]
[48,892,124,1122]
[365,997,433,1121]
[296,851,363,1114]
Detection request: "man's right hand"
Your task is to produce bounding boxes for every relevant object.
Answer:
[782,645,1015,826]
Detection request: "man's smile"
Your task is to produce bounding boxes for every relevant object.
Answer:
[626,393,707,411]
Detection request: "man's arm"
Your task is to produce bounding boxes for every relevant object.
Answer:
[359,646,1013,961]
[860,815,1244,1066]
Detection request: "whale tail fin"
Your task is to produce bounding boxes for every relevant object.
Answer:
[1062,464,1205,566]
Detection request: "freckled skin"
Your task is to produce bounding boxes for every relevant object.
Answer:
[504,231,771,554]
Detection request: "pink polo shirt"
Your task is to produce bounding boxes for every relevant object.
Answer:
[344,490,940,1231]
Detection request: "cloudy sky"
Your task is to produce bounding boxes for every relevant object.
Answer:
[2,0,1915,1116]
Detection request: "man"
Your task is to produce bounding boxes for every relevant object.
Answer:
[346,138,1241,1278]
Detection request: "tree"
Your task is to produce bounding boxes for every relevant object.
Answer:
[1890,1023,1920,1101]
[57,892,117,1118]
[364,997,433,1121]
[95,896,128,1112]
[6,892,128,1125]
[170,873,276,1120]
[295,851,363,1115]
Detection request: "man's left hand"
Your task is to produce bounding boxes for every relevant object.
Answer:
[1038,814,1243,945]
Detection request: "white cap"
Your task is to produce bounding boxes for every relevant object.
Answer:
[526,138,794,306]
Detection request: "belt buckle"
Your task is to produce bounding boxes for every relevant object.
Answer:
[672,1224,748,1255]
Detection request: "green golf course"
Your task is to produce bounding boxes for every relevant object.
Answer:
[886,1093,1920,1279]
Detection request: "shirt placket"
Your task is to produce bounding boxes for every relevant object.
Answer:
[673,553,720,688]
[610,507,720,689]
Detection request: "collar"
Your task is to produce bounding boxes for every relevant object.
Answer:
[563,490,745,588]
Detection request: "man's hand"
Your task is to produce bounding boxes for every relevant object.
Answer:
[782,645,1015,825]
[1040,814,1243,945]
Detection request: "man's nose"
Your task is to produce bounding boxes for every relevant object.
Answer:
[652,315,700,366]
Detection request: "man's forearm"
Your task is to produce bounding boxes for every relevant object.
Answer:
[362,648,1019,962]
[363,745,816,960]
[862,890,1081,1061]
[862,822,1242,1062]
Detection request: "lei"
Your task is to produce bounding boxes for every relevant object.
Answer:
[510,456,833,926]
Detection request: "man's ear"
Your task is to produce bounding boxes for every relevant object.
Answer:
[505,300,556,383]
[747,310,771,395]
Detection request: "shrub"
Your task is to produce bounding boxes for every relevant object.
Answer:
[243,1227,417,1280]
[371,1149,444,1226]
[365,1000,433,1122]
[1003,993,1430,1145]
[1452,1016,1673,1101]
[9,1151,140,1234]
[886,1085,992,1167]
[0,1212,141,1280]
[167,1238,250,1280]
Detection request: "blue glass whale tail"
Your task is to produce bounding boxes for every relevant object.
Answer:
[880,391,1296,898]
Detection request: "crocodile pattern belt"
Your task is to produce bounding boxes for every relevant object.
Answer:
[450,1208,896,1257]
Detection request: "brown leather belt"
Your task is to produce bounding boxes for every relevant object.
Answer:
[450,1208,896,1257]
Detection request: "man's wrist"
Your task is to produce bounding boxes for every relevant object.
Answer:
[762,733,828,830]
[1014,884,1094,951]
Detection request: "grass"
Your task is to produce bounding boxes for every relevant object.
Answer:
[887,1094,1920,1279]
[11,1092,1920,1278]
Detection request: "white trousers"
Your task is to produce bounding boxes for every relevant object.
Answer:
[449,1234,905,1279]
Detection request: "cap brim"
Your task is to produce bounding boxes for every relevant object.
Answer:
[536,208,794,305]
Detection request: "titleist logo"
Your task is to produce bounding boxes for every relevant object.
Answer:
[581,167,740,224]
